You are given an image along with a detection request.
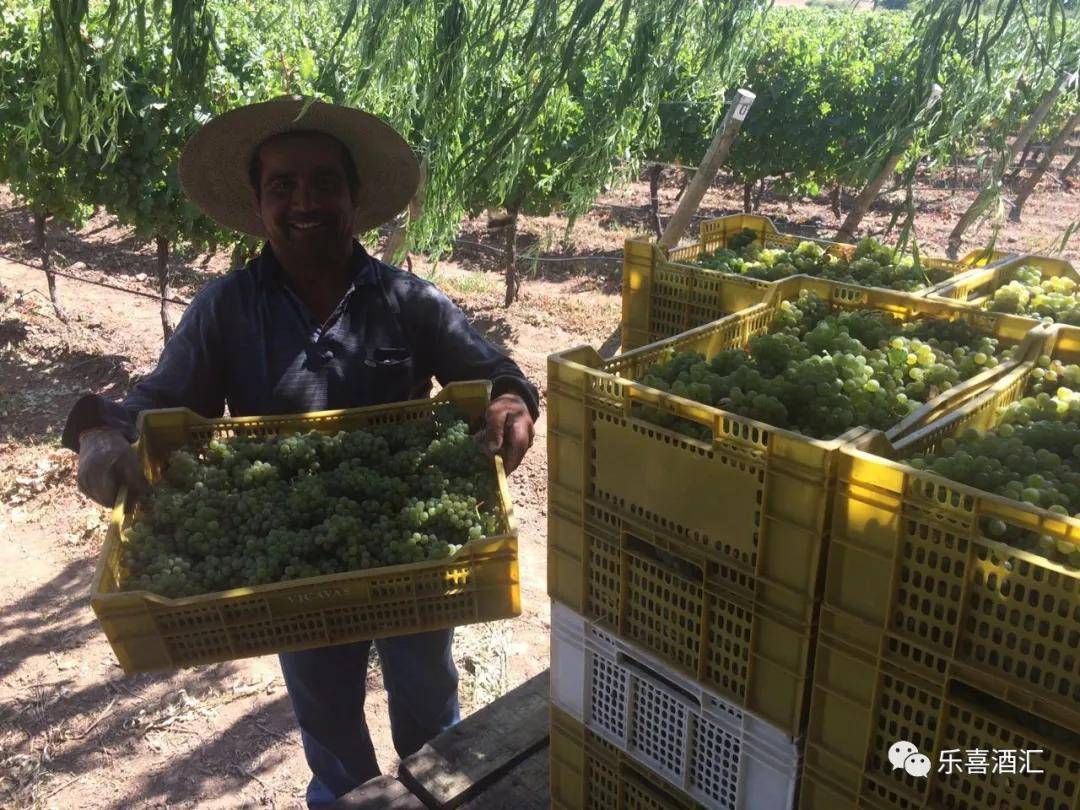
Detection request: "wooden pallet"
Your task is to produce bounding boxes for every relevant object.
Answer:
[400,671,549,809]
[331,670,550,809]
[330,775,427,810]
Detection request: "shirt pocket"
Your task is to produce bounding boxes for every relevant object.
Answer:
[367,346,412,367]
[363,346,417,403]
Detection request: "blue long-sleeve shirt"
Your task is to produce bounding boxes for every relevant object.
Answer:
[62,242,539,450]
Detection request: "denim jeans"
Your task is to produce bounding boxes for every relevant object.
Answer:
[279,628,460,808]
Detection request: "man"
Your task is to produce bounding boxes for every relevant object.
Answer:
[62,96,539,807]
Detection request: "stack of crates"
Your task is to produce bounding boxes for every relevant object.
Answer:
[802,321,1080,809]
[547,234,1058,808]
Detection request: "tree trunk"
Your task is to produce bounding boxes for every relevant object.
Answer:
[1008,142,1033,181]
[32,210,68,323]
[229,240,246,269]
[673,174,689,203]
[1062,149,1079,184]
[754,178,766,212]
[382,155,429,267]
[1010,113,1080,222]
[742,181,753,214]
[947,189,999,259]
[156,235,174,342]
[951,157,960,190]
[836,151,902,243]
[836,83,942,243]
[382,214,406,259]
[503,201,522,307]
[948,72,1069,257]
[829,184,842,219]
[648,163,663,239]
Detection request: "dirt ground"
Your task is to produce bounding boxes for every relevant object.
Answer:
[1,160,1077,809]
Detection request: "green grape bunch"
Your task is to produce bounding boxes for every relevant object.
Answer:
[906,362,1080,569]
[119,408,504,598]
[693,230,949,292]
[987,265,1080,325]
[634,292,1008,440]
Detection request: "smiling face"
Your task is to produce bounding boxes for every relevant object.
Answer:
[252,131,358,269]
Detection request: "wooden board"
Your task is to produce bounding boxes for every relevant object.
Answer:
[459,745,549,809]
[399,670,550,809]
[330,775,428,810]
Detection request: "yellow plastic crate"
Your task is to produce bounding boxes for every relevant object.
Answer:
[550,704,704,810]
[803,617,1080,810]
[930,253,1079,309]
[621,213,1004,351]
[669,213,852,270]
[550,501,817,738]
[892,322,1080,448]
[90,382,520,674]
[621,235,774,351]
[549,277,1040,736]
[822,324,1080,734]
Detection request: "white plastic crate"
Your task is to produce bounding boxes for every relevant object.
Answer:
[550,601,800,810]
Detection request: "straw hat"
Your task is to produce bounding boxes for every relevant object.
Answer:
[179,96,419,237]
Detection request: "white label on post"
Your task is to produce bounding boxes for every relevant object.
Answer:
[732,89,756,121]
[927,83,944,109]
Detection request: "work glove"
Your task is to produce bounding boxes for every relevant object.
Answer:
[76,427,150,507]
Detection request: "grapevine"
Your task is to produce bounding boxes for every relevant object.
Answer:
[635,292,1008,440]
[120,408,503,598]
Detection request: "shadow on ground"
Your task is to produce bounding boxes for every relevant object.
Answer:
[0,557,300,809]
[112,693,297,809]
[454,303,515,353]
[0,317,132,443]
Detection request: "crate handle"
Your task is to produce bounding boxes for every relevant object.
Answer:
[950,680,1076,750]
[616,651,702,710]
[624,533,704,584]
[618,761,687,807]
[622,383,717,441]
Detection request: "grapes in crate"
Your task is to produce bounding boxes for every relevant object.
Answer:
[634,292,1007,440]
[694,229,950,291]
[986,264,1080,324]
[906,355,1080,568]
[120,408,503,598]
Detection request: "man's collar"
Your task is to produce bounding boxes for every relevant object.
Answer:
[255,241,377,290]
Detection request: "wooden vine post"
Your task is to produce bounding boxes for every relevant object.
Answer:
[1010,111,1079,222]
[648,163,664,239]
[658,89,756,250]
[835,83,943,244]
[1063,149,1080,183]
[382,155,429,268]
[947,70,1071,257]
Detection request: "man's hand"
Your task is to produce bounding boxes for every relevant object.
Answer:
[479,393,535,475]
[77,427,150,508]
